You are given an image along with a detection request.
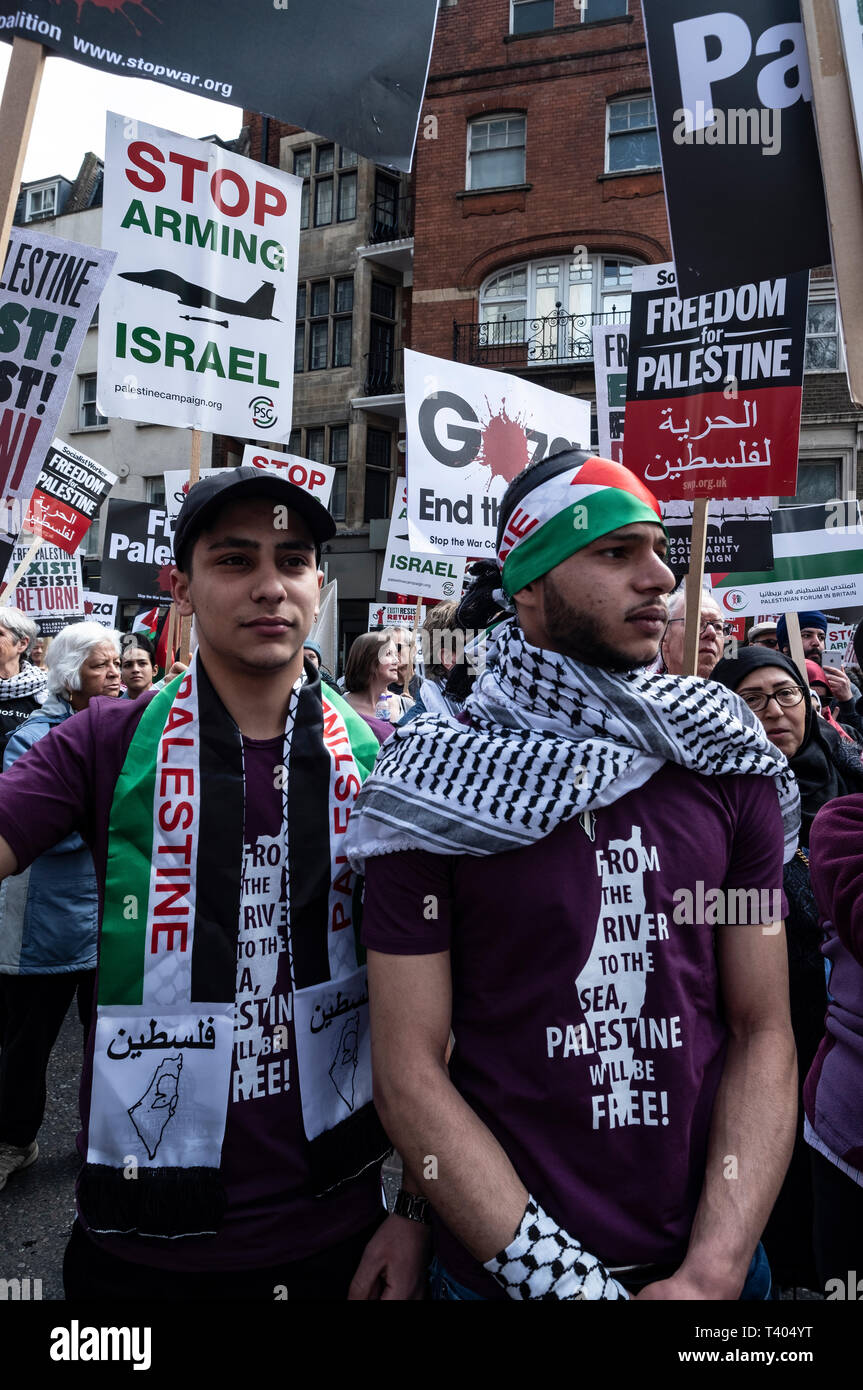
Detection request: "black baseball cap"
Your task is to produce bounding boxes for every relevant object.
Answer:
[172,464,336,569]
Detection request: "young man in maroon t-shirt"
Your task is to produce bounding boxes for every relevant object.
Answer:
[350,450,797,1302]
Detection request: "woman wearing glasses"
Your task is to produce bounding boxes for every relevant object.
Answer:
[712,647,863,1293]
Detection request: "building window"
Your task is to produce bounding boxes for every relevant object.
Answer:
[805,298,840,372]
[364,428,392,521]
[289,427,349,521]
[606,95,659,173]
[510,0,554,35]
[333,278,353,367]
[337,171,357,222]
[330,426,349,522]
[145,477,166,509]
[294,141,357,230]
[580,0,627,20]
[78,375,107,429]
[478,254,636,359]
[25,183,57,221]
[300,277,354,371]
[780,459,843,507]
[368,279,397,393]
[467,114,526,190]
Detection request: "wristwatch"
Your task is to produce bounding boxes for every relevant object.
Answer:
[393,1189,432,1225]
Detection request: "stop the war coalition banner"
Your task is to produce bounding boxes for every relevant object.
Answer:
[623,264,807,500]
[0,0,439,171]
[0,227,115,514]
[641,0,830,296]
[405,352,590,555]
[99,114,301,441]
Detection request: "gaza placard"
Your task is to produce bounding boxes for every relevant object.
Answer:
[99,113,301,440]
[381,480,464,601]
[405,351,590,556]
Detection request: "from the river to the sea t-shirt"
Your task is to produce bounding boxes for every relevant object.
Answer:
[362,761,787,1297]
[0,694,382,1271]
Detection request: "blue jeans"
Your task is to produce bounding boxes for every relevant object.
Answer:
[430,1242,772,1301]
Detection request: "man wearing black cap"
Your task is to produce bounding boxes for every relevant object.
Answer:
[0,467,427,1300]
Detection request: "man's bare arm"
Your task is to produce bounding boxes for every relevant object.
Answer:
[368,948,529,1262]
[638,920,797,1300]
[0,834,19,879]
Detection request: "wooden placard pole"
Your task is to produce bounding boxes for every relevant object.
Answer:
[1,534,42,606]
[0,39,45,265]
[405,597,423,694]
[179,430,202,664]
[784,611,809,686]
[682,498,710,677]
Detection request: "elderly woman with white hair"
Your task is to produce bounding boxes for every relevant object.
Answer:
[0,622,121,1192]
[0,608,48,759]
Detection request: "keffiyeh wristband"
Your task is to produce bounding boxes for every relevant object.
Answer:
[483,1197,630,1301]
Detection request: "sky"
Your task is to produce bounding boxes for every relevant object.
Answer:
[0,49,243,183]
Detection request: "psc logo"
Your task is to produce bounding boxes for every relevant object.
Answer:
[250,396,277,430]
[722,591,746,611]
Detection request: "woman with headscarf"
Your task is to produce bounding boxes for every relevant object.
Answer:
[712,646,863,1291]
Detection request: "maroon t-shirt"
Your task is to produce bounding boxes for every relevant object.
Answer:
[0,694,382,1271]
[362,762,787,1297]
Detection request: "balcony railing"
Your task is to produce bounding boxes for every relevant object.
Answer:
[363,351,402,396]
[368,194,414,244]
[453,305,629,368]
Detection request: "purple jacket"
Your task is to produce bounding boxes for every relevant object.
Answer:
[804,795,863,1180]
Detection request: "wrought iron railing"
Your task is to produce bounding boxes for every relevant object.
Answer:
[453,305,629,367]
[368,194,414,243]
[363,351,402,396]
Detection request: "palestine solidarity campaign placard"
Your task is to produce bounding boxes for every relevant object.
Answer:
[623,264,807,501]
[99,113,301,442]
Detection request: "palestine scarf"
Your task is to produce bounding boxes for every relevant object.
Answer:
[0,660,47,702]
[79,653,388,1240]
[345,620,800,869]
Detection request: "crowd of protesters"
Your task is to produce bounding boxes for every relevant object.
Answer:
[0,454,860,1303]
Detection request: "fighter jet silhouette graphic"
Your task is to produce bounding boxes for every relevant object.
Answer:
[118,270,279,321]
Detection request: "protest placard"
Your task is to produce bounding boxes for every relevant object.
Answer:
[710,502,863,615]
[662,499,773,579]
[4,535,83,633]
[593,324,628,465]
[641,0,830,297]
[82,590,119,630]
[405,351,590,556]
[0,226,114,509]
[100,499,174,604]
[98,113,301,441]
[368,602,426,632]
[623,263,807,501]
[26,438,116,553]
[164,451,336,530]
[381,480,464,602]
[0,0,439,171]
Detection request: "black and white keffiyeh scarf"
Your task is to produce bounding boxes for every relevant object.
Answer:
[346,620,800,867]
[0,661,47,702]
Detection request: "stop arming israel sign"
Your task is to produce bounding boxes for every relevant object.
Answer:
[99,113,301,441]
[405,351,590,556]
[164,451,335,529]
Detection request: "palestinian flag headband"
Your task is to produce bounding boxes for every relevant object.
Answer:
[496,453,666,596]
